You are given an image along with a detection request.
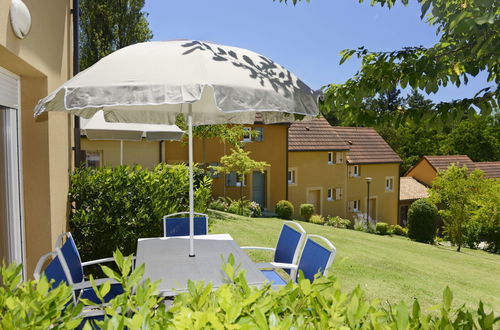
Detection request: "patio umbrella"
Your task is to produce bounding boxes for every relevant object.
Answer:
[34,40,321,257]
[81,110,184,165]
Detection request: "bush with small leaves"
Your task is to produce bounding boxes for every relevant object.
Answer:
[327,216,352,228]
[408,198,438,244]
[390,224,407,236]
[300,204,315,221]
[376,222,389,235]
[275,200,294,219]
[310,214,326,225]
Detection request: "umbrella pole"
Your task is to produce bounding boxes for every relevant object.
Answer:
[188,110,195,257]
[120,140,124,165]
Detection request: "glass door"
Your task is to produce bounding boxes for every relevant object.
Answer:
[0,69,24,272]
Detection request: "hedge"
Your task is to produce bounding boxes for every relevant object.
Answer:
[1,255,497,329]
[68,164,212,262]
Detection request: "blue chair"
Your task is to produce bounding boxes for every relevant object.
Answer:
[53,232,124,304]
[241,221,306,280]
[260,234,336,285]
[163,212,208,237]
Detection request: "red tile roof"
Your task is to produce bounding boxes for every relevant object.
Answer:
[424,155,476,173]
[474,162,500,178]
[288,117,401,164]
[288,118,349,151]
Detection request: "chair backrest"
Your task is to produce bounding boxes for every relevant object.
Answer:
[163,212,208,237]
[273,221,306,277]
[296,235,336,282]
[55,232,84,284]
[33,251,70,289]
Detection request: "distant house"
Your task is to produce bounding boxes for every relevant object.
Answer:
[401,155,500,223]
[405,155,500,186]
[288,118,402,225]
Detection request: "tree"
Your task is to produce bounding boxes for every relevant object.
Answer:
[80,0,153,70]
[210,146,269,210]
[429,165,486,252]
[310,0,499,127]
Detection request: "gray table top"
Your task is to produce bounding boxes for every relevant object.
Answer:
[135,234,269,296]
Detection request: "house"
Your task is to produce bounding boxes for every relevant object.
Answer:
[164,119,289,210]
[288,118,402,225]
[401,155,500,223]
[1,0,73,277]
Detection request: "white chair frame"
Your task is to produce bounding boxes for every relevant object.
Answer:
[241,220,306,280]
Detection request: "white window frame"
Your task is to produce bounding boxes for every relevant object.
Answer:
[349,200,360,212]
[0,67,25,278]
[385,176,394,192]
[242,127,252,142]
[253,127,264,142]
[327,152,334,164]
[349,165,360,177]
[327,188,333,201]
[84,150,103,168]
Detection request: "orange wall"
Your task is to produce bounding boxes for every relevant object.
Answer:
[406,159,436,186]
[289,150,400,225]
[164,124,288,209]
[1,0,72,276]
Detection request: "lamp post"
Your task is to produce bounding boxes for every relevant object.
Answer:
[365,177,373,223]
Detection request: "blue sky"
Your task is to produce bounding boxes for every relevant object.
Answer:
[144,0,488,103]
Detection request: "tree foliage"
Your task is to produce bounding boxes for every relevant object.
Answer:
[317,0,500,127]
[80,0,153,70]
[429,165,488,252]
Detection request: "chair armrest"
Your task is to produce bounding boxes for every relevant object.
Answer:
[256,262,298,270]
[73,278,119,290]
[81,257,115,267]
[240,246,276,252]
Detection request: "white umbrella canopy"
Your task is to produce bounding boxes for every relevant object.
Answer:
[34,40,321,257]
[81,110,184,165]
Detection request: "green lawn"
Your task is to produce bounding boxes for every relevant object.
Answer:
[209,211,500,313]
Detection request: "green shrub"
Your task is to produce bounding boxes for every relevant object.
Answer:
[209,198,228,211]
[2,255,496,329]
[354,223,365,231]
[228,200,252,217]
[249,201,262,217]
[310,214,326,225]
[275,200,294,219]
[390,224,407,236]
[300,204,315,221]
[327,216,351,228]
[408,198,438,244]
[69,164,212,263]
[376,222,389,235]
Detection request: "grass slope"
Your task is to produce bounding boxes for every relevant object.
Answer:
[210,211,500,312]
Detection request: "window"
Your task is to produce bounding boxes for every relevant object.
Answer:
[254,127,264,142]
[242,127,252,142]
[385,176,394,192]
[334,188,343,200]
[209,162,220,178]
[327,188,333,201]
[327,152,334,164]
[349,165,360,177]
[335,152,344,164]
[84,150,102,168]
[226,172,245,187]
[287,169,296,184]
[349,200,360,212]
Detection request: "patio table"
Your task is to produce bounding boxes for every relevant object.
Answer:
[135,234,270,297]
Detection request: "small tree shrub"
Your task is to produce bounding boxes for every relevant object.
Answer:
[69,164,212,262]
[209,198,228,212]
[376,222,389,235]
[248,201,262,217]
[310,214,326,225]
[390,225,407,236]
[300,204,315,221]
[326,216,351,228]
[407,198,438,244]
[275,200,294,219]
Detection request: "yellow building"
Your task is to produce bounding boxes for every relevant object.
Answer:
[164,121,289,210]
[288,118,401,225]
[1,0,73,277]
